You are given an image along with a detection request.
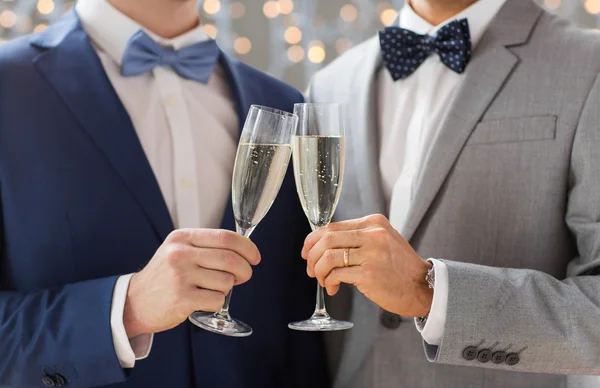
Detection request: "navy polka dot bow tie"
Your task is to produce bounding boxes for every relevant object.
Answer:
[379,19,472,81]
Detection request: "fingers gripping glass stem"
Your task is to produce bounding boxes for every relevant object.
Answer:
[189,105,297,337]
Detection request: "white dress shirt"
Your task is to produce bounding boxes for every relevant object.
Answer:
[378,0,507,345]
[76,0,239,368]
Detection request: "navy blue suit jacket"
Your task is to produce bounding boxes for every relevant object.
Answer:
[0,12,328,388]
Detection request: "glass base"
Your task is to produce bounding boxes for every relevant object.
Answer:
[288,314,354,332]
[189,311,253,337]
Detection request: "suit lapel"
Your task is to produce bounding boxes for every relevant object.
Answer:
[400,0,543,241]
[348,37,387,217]
[31,12,174,241]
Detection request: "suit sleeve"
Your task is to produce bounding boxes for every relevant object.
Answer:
[424,74,600,375]
[0,196,128,387]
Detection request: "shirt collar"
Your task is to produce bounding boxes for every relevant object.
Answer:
[399,0,507,47]
[76,0,209,66]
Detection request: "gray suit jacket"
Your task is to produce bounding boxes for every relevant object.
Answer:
[308,1,600,387]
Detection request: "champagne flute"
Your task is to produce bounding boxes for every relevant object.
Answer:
[288,103,354,332]
[189,105,298,337]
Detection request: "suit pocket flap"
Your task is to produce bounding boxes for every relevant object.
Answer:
[467,116,557,145]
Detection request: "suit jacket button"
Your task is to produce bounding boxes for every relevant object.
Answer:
[380,312,401,329]
[462,346,478,361]
[506,353,520,366]
[53,374,67,386]
[42,376,55,387]
[477,349,492,363]
[492,351,506,364]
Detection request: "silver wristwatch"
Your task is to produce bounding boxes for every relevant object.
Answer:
[417,264,435,325]
[425,264,435,289]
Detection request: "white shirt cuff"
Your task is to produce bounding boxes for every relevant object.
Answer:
[111,274,154,368]
[414,259,448,346]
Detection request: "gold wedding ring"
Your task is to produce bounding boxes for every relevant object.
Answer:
[343,248,350,267]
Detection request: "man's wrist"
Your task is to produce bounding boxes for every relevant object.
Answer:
[123,273,149,339]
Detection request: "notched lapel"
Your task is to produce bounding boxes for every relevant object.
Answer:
[400,0,543,241]
[347,37,387,218]
[401,43,518,241]
[32,12,174,241]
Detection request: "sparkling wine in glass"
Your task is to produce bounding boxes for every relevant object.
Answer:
[189,105,298,337]
[288,103,354,332]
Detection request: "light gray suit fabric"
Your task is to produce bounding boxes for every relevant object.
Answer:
[308,1,600,387]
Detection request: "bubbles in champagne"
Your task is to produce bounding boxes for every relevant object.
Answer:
[292,136,345,227]
[232,143,292,230]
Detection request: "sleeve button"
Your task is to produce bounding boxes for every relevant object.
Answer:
[492,351,506,364]
[54,374,67,386]
[42,376,55,387]
[477,349,492,363]
[506,353,520,366]
[462,346,478,361]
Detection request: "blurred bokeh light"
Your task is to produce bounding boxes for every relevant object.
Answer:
[0,0,597,88]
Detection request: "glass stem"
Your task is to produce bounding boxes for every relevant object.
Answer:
[215,290,233,320]
[215,225,254,321]
[313,283,330,318]
[310,223,330,319]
